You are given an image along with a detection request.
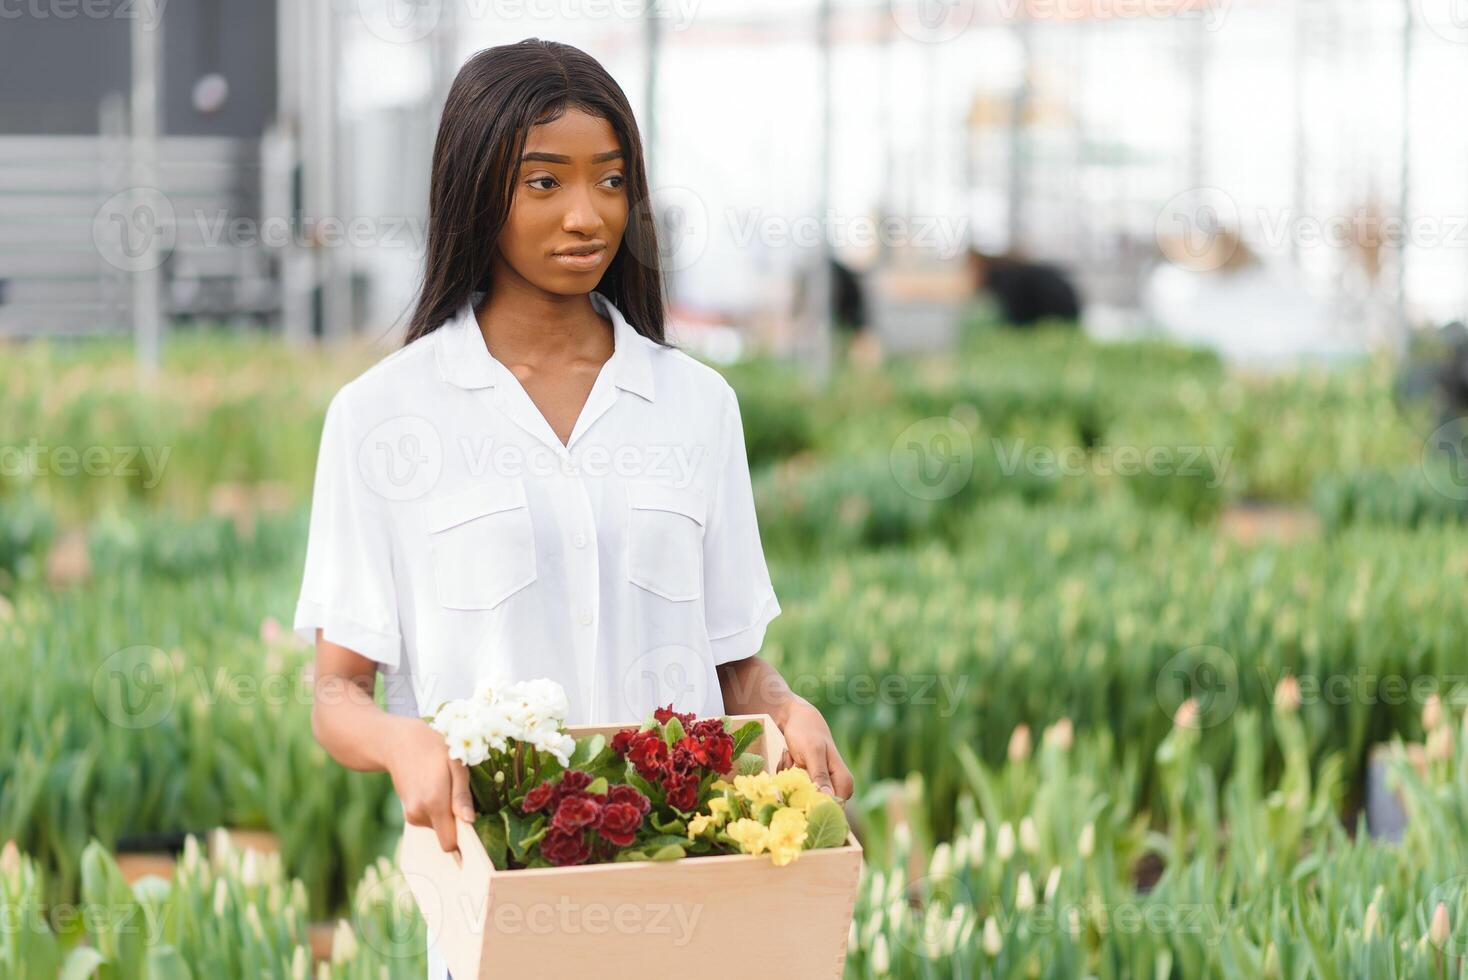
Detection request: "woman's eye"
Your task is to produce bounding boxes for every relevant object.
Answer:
[528,176,556,191]
[603,174,625,190]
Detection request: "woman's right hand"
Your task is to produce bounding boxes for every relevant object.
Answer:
[386,717,475,852]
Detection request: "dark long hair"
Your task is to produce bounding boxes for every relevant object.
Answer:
[403,39,668,347]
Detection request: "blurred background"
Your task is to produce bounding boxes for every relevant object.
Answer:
[6,1,1468,976]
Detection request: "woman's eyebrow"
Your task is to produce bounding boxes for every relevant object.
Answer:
[521,150,624,165]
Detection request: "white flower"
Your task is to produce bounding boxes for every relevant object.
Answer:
[430,678,574,767]
[996,822,1015,862]
[1019,817,1039,854]
[982,916,1003,956]
[503,678,570,721]
[1015,871,1035,910]
[872,933,890,975]
[529,728,577,766]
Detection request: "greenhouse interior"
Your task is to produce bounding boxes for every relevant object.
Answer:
[4,0,1468,977]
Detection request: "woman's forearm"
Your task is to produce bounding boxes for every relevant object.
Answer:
[716,655,807,727]
[311,671,413,772]
[310,633,415,773]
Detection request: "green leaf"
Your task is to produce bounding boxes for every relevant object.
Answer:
[736,753,766,776]
[804,798,850,849]
[663,716,686,747]
[729,720,763,757]
[650,843,686,861]
[505,808,537,862]
[569,734,606,768]
[477,812,509,870]
[615,849,650,862]
[650,812,687,835]
[143,945,194,980]
[643,833,694,850]
[586,776,608,796]
[628,769,661,801]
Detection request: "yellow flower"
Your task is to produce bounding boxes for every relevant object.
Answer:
[687,813,714,839]
[707,796,733,824]
[710,779,734,792]
[773,767,814,798]
[785,785,825,813]
[766,807,808,866]
[733,772,780,808]
[725,818,770,856]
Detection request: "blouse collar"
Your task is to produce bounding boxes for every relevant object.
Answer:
[436,289,655,402]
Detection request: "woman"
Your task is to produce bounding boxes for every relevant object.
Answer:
[292,39,854,977]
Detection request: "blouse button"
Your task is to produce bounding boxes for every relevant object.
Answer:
[578,609,593,626]
[573,532,588,549]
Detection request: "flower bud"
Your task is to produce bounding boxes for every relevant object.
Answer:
[1431,902,1451,947]
[1015,871,1035,911]
[1019,817,1040,855]
[332,919,359,964]
[996,822,1015,861]
[1273,676,1300,714]
[872,934,890,975]
[1173,698,1200,731]
[983,916,1003,956]
[1008,725,1032,763]
[1043,718,1073,752]
[929,842,951,878]
[290,946,308,980]
[1427,726,1453,763]
[1423,693,1444,733]
[1078,823,1095,859]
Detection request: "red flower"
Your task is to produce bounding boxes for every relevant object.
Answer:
[541,828,592,866]
[653,704,696,727]
[523,782,554,813]
[626,734,669,780]
[690,718,725,739]
[607,783,650,816]
[559,770,593,793]
[704,737,734,774]
[597,802,644,846]
[551,795,601,833]
[665,775,699,812]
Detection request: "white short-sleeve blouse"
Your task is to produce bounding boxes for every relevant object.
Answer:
[293,289,783,980]
[293,287,781,727]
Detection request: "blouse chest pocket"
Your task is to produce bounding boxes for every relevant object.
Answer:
[626,480,706,602]
[426,480,537,610]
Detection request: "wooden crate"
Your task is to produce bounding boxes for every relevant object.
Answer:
[400,713,864,978]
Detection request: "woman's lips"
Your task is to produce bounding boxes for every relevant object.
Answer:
[553,248,606,271]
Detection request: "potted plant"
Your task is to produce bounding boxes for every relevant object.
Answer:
[398,680,863,978]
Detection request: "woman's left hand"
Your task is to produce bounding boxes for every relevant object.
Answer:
[776,699,855,802]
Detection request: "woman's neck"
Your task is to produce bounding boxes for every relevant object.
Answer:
[474,279,612,371]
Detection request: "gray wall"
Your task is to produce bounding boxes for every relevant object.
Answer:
[0,0,276,137]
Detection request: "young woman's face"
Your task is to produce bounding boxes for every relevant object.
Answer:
[496,108,629,295]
